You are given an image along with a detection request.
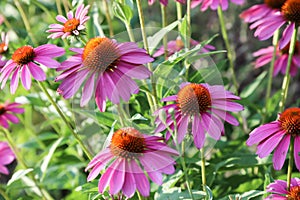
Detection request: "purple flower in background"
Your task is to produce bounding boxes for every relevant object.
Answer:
[253,41,300,76]
[265,178,300,200]
[0,44,65,94]
[247,107,300,171]
[0,142,15,175]
[55,37,153,112]
[148,0,186,6]
[250,0,300,49]
[47,4,90,39]
[86,127,178,198]
[240,0,286,23]
[0,101,24,129]
[153,37,215,58]
[0,32,9,68]
[155,83,243,149]
[192,0,244,11]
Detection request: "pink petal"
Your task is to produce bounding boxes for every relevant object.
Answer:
[273,134,290,170]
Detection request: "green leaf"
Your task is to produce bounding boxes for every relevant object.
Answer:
[7,169,33,186]
[155,187,206,200]
[240,71,267,98]
[148,20,180,55]
[40,137,64,181]
[113,2,133,24]
[180,15,188,45]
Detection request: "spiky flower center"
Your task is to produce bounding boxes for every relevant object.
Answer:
[0,105,6,115]
[0,43,7,54]
[264,0,286,9]
[110,127,145,159]
[63,18,80,33]
[287,185,300,200]
[282,0,300,23]
[177,83,211,115]
[12,46,35,65]
[176,38,184,49]
[281,41,300,55]
[82,37,120,73]
[279,108,300,136]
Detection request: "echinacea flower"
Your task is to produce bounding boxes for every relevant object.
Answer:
[265,178,300,199]
[253,41,300,76]
[47,4,90,39]
[55,37,153,112]
[247,107,300,171]
[148,0,186,6]
[0,141,15,175]
[191,0,244,11]
[153,37,215,58]
[85,127,178,198]
[251,0,300,49]
[0,101,24,129]
[0,32,9,67]
[155,83,243,149]
[0,44,65,94]
[240,0,286,23]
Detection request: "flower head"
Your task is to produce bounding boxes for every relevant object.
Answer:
[0,141,15,175]
[0,44,65,94]
[0,101,24,129]
[0,32,9,68]
[247,107,300,170]
[47,4,90,39]
[265,178,300,199]
[240,0,286,23]
[153,37,215,58]
[253,41,300,76]
[155,83,243,149]
[192,0,244,11]
[250,0,300,49]
[85,127,178,198]
[55,37,153,112]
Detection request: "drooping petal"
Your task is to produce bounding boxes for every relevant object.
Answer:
[273,134,290,170]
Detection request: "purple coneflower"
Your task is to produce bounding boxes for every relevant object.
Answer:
[253,41,300,76]
[47,4,90,39]
[148,0,186,6]
[247,107,300,171]
[0,44,65,94]
[86,127,178,198]
[0,142,15,175]
[153,37,215,58]
[251,0,300,49]
[191,0,244,11]
[240,0,286,23]
[55,37,153,112]
[0,101,24,129]
[155,83,243,149]
[265,178,300,199]
[0,32,9,67]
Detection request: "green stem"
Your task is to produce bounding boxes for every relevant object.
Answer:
[37,81,93,160]
[136,0,158,112]
[0,186,10,200]
[55,0,63,16]
[14,0,38,46]
[217,6,238,94]
[163,113,194,200]
[263,30,279,123]
[176,2,182,32]
[200,148,206,192]
[137,191,144,200]
[186,0,191,48]
[103,0,114,37]
[125,22,136,42]
[161,4,168,59]
[278,26,298,113]
[1,128,53,200]
[287,137,294,191]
